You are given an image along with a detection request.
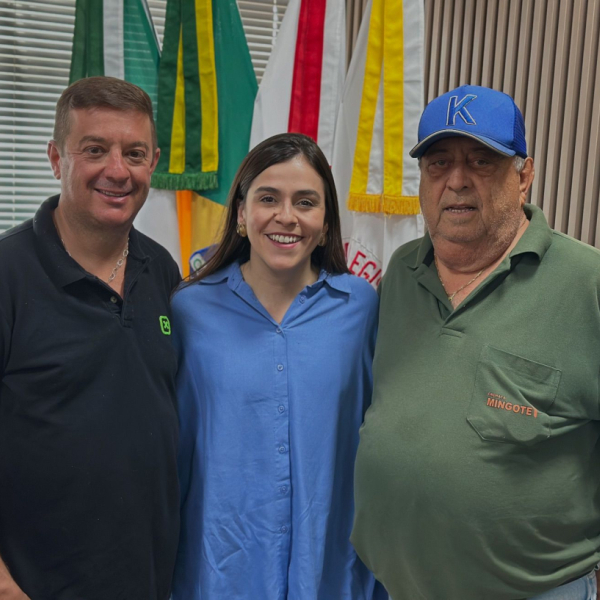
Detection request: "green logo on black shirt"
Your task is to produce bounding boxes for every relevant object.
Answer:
[159,316,171,335]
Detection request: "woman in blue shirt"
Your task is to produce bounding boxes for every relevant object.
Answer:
[171,133,385,600]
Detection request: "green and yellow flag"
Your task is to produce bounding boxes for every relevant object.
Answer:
[152,0,257,195]
[152,0,257,273]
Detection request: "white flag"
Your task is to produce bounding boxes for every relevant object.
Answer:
[331,0,425,287]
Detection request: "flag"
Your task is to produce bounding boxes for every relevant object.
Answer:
[152,0,257,275]
[151,0,218,191]
[134,188,182,269]
[250,0,346,163]
[70,0,160,102]
[69,0,182,270]
[331,0,425,286]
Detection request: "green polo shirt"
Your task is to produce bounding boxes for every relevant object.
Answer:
[352,204,600,600]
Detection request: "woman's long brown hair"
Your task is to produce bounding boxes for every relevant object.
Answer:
[178,133,349,290]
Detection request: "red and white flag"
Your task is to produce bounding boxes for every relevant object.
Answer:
[250,0,346,162]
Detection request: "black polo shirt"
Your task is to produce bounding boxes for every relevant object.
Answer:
[0,196,181,600]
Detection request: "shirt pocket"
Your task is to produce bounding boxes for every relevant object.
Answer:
[466,345,562,445]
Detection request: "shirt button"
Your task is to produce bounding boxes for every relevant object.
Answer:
[278,446,286,454]
[279,486,288,494]
[277,364,284,371]
[278,405,285,413]
[299,295,306,304]
[280,526,288,534]
[110,296,118,304]
[276,327,282,334]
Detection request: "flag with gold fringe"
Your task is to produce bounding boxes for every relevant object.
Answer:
[332,0,424,285]
[152,0,257,274]
[151,0,219,191]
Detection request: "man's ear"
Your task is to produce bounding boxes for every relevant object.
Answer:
[149,147,161,174]
[47,141,62,180]
[518,157,535,206]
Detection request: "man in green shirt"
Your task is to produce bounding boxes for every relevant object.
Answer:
[352,85,600,600]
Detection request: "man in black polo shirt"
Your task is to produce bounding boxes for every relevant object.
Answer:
[0,77,180,600]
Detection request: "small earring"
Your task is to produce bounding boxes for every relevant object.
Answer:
[318,231,327,247]
[236,222,247,237]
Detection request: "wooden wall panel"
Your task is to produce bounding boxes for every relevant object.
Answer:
[569,0,600,242]
[423,0,600,247]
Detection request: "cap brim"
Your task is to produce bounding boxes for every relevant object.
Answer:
[409,130,517,158]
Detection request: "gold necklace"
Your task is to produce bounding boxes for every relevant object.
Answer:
[434,255,484,302]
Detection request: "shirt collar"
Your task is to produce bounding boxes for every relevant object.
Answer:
[402,203,554,270]
[33,195,86,288]
[321,271,352,294]
[198,261,236,285]
[509,203,553,260]
[200,260,352,295]
[32,194,148,288]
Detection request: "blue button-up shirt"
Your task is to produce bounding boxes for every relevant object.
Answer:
[170,261,386,600]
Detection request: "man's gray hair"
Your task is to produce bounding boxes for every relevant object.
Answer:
[513,156,525,173]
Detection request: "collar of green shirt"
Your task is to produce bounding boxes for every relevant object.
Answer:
[404,203,554,270]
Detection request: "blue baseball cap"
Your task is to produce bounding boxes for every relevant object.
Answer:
[410,85,527,158]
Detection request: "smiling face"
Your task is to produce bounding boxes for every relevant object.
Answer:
[419,137,533,256]
[47,107,159,232]
[238,155,327,281]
